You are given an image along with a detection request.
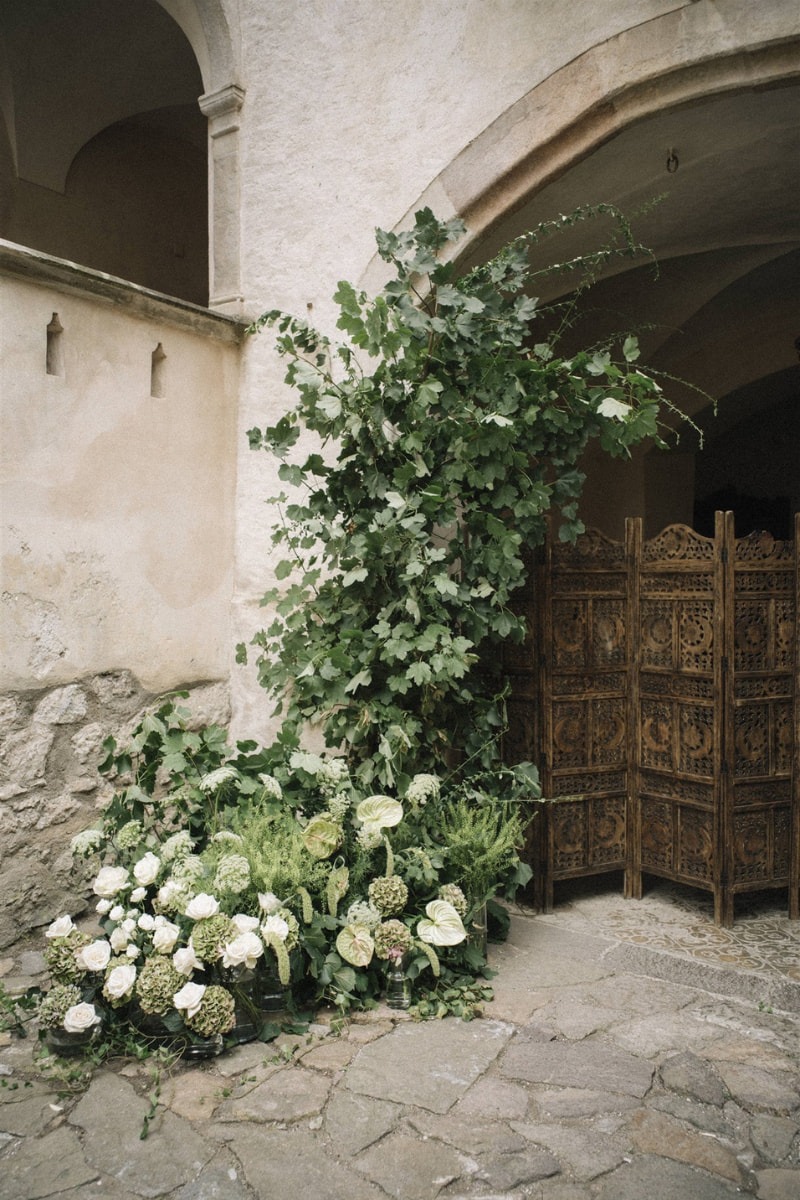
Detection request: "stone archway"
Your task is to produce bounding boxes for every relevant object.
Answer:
[367,4,800,541]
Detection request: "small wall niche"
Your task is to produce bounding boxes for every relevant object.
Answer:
[46,313,64,376]
[150,342,166,398]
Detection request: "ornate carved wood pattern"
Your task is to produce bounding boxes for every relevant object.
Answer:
[509,512,800,925]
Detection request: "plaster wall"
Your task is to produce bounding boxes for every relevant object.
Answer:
[1,254,240,694]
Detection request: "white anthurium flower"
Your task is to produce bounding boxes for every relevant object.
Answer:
[76,940,112,972]
[129,887,146,903]
[174,981,206,1019]
[92,866,130,898]
[417,900,467,947]
[133,852,161,886]
[105,963,137,1000]
[231,913,260,934]
[260,914,289,943]
[109,927,130,952]
[356,795,403,829]
[173,944,204,977]
[597,397,632,420]
[45,915,75,939]
[336,924,375,967]
[63,1003,101,1033]
[258,892,282,914]
[137,913,156,932]
[222,931,264,970]
[152,921,180,953]
[185,893,220,920]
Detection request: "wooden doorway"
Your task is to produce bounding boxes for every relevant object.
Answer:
[506,512,800,926]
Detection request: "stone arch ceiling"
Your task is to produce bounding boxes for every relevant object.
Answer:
[0,0,203,193]
[457,83,800,425]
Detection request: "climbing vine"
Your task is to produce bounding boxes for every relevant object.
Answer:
[242,205,686,789]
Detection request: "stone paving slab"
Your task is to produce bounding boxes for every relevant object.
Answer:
[1,900,799,1199]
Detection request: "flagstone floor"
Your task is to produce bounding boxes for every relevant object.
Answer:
[529,873,800,986]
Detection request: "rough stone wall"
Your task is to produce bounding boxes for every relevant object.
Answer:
[0,672,230,951]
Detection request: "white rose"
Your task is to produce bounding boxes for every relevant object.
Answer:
[231,913,260,934]
[95,899,113,915]
[222,931,264,970]
[137,914,156,932]
[258,892,281,914]
[93,866,129,898]
[185,893,219,920]
[261,915,290,943]
[45,915,75,939]
[109,905,125,922]
[105,963,137,1000]
[130,887,146,903]
[110,926,130,952]
[121,918,136,934]
[126,944,141,959]
[63,1003,101,1033]
[76,939,112,972]
[173,981,206,1019]
[157,881,181,907]
[152,922,180,953]
[173,945,203,976]
[133,852,161,886]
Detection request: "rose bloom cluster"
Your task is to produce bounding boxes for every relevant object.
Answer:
[38,835,297,1042]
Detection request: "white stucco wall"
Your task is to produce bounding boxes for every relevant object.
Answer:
[0,252,240,693]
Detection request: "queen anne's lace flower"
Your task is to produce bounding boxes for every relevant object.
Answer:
[318,758,349,796]
[405,773,440,808]
[70,829,104,857]
[161,831,193,863]
[116,820,144,851]
[213,854,250,895]
[345,900,381,930]
[258,773,283,802]
[356,824,383,852]
[199,766,239,794]
[171,855,205,883]
[368,875,409,916]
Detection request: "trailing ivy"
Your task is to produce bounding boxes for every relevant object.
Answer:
[242,206,687,788]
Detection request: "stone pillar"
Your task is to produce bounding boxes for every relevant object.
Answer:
[199,83,246,316]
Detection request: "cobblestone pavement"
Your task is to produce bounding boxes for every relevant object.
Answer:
[1,880,799,1200]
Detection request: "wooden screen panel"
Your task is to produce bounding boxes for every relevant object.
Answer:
[633,521,722,911]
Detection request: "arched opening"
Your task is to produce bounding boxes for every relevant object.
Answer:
[0,0,208,305]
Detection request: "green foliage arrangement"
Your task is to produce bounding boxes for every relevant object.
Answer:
[242,205,685,788]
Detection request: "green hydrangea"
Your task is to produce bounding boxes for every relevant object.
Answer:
[44,931,92,984]
[368,875,409,916]
[213,854,250,894]
[135,956,186,1015]
[116,820,144,851]
[190,914,234,963]
[186,985,236,1037]
[438,883,468,917]
[373,919,413,960]
[37,983,81,1028]
[328,791,351,821]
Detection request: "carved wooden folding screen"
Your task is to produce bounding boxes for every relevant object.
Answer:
[514,512,800,925]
